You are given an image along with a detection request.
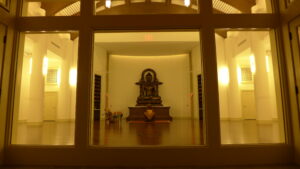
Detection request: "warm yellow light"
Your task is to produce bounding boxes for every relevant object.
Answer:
[57,68,61,87]
[237,66,242,84]
[265,55,270,72]
[43,57,48,76]
[218,67,229,86]
[69,68,77,87]
[29,57,32,75]
[105,0,111,8]
[184,0,190,7]
[250,55,256,74]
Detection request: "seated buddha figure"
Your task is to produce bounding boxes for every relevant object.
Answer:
[144,73,156,97]
[136,69,163,106]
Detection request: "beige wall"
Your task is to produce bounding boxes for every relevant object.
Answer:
[108,54,192,118]
[191,45,202,119]
[93,45,107,119]
[215,34,229,119]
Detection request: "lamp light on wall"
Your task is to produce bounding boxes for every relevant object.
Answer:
[29,57,33,75]
[105,0,111,8]
[249,54,256,74]
[237,66,242,85]
[218,67,229,86]
[43,56,48,76]
[265,55,270,72]
[57,68,61,87]
[69,68,77,87]
[184,0,190,7]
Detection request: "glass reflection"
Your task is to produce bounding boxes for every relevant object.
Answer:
[91,31,205,146]
[12,33,78,145]
[215,30,285,144]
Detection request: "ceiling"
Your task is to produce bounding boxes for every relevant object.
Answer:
[95,42,199,56]
[94,32,200,56]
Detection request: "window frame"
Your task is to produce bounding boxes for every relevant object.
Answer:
[3,0,295,166]
[0,0,9,11]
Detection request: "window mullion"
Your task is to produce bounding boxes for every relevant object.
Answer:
[201,26,221,148]
[75,27,93,148]
[81,0,94,17]
[199,0,212,15]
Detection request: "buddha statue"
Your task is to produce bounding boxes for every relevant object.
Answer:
[136,69,163,106]
[127,68,172,121]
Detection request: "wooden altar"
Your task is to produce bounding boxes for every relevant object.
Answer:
[127,106,172,121]
[127,68,172,122]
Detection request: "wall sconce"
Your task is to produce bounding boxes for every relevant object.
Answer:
[69,68,77,87]
[265,55,270,72]
[29,57,32,75]
[57,68,61,87]
[249,55,256,74]
[218,67,229,86]
[43,56,48,76]
[237,66,242,85]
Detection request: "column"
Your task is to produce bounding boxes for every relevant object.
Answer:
[226,35,242,119]
[57,57,71,120]
[216,35,229,119]
[27,34,47,123]
[57,38,74,120]
[250,32,272,121]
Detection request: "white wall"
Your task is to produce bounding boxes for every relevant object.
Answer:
[93,45,107,119]
[251,0,271,13]
[215,34,229,119]
[70,38,78,120]
[23,2,46,16]
[108,54,191,118]
[56,35,78,121]
[191,45,202,119]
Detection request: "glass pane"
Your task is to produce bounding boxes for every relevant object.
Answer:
[22,0,80,16]
[213,0,272,14]
[215,30,285,144]
[11,32,78,145]
[94,0,199,15]
[91,31,205,146]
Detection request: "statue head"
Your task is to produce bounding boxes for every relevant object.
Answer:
[145,72,152,82]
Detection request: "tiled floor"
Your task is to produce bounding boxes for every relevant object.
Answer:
[92,119,203,146]
[11,121,75,145]
[11,119,284,146]
[220,120,284,144]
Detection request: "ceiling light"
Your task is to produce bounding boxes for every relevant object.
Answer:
[184,0,190,7]
[106,0,112,8]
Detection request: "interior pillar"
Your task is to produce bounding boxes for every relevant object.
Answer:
[27,35,47,123]
[250,32,272,121]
